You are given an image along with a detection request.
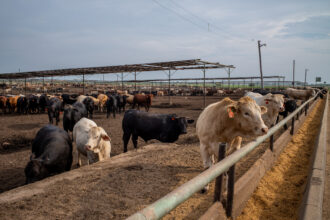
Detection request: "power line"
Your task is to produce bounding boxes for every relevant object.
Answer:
[152,0,207,31]
[151,0,233,40]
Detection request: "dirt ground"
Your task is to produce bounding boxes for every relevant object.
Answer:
[0,94,303,219]
[237,98,325,220]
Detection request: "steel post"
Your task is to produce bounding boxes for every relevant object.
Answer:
[214,143,226,202]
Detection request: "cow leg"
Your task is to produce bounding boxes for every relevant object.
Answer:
[200,141,213,193]
[77,151,82,167]
[132,133,138,149]
[113,107,116,118]
[123,131,131,153]
[48,112,53,124]
[227,137,242,156]
[55,111,60,125]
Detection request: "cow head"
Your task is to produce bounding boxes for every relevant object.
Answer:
[24,154,49,184]
[264,94,285,112]
[284,99,297,113]
[85,127,111,153]
[170,116,194,135]
[228,96,268,136]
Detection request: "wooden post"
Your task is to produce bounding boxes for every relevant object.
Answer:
[214,143,226,202]
[290,118,295,135]
[270,134,274,151]
[226,164,236,217]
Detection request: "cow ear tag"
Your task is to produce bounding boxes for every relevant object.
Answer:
[227,107,234,118]
[171,117,175,121]
[266,101,269,104]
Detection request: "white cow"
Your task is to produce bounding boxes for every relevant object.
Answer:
[73,118,111,166]
[196,97,268,192]
[245,92,285,127]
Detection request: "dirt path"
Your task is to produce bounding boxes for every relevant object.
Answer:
[323,94,330,219]
[237,99,325,220]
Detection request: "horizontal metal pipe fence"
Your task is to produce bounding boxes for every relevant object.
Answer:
[127,93,320,220]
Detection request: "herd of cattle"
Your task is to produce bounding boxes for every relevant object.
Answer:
[5,87,327,188]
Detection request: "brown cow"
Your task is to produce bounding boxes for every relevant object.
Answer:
[196,97,268,192]
[7,96,20,113]
[132,94,153,112]
[97,94,108,112]
[285,88,315,101]
[0,96,7,114]
[125,94,134,104]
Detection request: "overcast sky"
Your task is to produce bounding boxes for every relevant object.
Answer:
[0,0,329,83]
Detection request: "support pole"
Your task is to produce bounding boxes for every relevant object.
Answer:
[214,143,226,202]
[24,77,27,96]
[82,73,85,95]
[168,70,172,105]
[290,117,295,135]
[121,72,124,91]
[304,69,308,88]
[134,71,137,92]
[228,68,231,90]
[203,64,206,108]
[292,60,295,87]
[258,40,265,89]
[226,164,236,217]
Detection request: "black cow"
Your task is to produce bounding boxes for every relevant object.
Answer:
[63,102,88,132]
[252,89,289,98]
[24,125,72,184]
[17,96,28,114]
[276,99,298,130]
[116,95,127,113]
[61,94,78,105]
[27,95,39,114]
[106,95,117,118]
[47,97,62,125]
[38,94,49,113]
[82,96,94,119]
[122,110,194,152]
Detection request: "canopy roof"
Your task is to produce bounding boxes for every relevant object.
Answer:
[0,59,235,79]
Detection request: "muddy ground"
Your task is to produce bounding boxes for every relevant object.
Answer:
[0,94,300,219]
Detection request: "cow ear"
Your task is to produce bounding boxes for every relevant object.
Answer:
[260,106,267,114]
[102,134,111,141]
[228,105,237,113]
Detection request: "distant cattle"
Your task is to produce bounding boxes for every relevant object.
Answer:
[285,88,315,101]
[122,109,194,152]
[245,92,285,127]
[132,94,153,112]
[63,102,88,133]
[7,96,20,113]
[106,95,117,118]
[276,99,298,130]
[116,94,127,113]
[77,95,94,118]
[252,89,289,98]
[47,97,62,125]
[61,94,78,105]
[17,96,28,114]
[97,94,108,112]
[38,94,49,113]
[24,125,72,184]
[73,118,111,166]
[196,97,268,192]
[0,96,7,114]
[125,94,134,105]
[27,94,39,114]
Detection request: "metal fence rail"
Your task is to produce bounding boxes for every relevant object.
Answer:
[127,93,320,220]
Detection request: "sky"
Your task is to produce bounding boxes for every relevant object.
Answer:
[0,0,329,84]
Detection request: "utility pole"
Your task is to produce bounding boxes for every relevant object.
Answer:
[258,40,266,89]
[292,60,295,87]
[304,68,309,88]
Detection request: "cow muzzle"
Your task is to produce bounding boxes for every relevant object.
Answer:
[85,145,92,151]
[261,127,268,134]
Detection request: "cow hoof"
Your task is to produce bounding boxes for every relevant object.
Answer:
[76,163,80,168]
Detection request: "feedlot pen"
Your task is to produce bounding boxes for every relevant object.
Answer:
[0,94,321,219]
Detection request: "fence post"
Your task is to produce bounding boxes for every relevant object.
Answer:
[290,118,295,135]
[214,143,226,202]
[270,135,274,151]
[226,164,236,217]
[305,105,308,116]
